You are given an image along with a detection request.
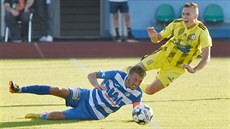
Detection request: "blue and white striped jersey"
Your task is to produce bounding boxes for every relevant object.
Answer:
[87,70,142,119]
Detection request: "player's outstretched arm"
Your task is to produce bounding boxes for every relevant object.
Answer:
[87,72,106,90]
[147,27,163,43]
[183,46,211,73]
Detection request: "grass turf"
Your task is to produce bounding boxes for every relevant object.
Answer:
[0,58,229,129]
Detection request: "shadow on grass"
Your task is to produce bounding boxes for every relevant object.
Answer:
[0,119,83,128]
[0,119,134,128]
[0,104,63,108]
[98,119,134,123]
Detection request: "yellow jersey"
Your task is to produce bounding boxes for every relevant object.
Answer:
[160,19,212,67]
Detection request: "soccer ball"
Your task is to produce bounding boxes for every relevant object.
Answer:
[132,104,153,125]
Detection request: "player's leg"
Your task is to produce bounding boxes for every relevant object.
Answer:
[141,78,165,95]
[123,13,131,28]
[137,50,166,94]
[40,88,97,120]
[113,13,120,41]
[121,2,131,30]
[137,61,165,95]
[136,62,147,71]
[46,111,66,120]
[25,88,83,120]
[9,81,69,99]
[49,86,69,99]
[142,66,185,95]
[110,2,121,41]
[25,111,66,120]
[119,1,129,28]
[113,13,119,30]
[120,1,136,41]
[122,54,150,73]
[110,2,119,30]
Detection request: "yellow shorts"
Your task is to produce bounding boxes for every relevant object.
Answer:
[141,50,185,87]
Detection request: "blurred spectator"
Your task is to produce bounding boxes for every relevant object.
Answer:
[3,0,34,42]
[109,0,136,42]
[35,0,53,42]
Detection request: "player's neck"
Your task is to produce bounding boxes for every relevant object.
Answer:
[187,20,198,29]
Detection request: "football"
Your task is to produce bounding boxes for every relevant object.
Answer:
[132,104,153,125]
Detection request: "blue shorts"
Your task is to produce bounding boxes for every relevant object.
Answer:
[63,88,98,120]
[109,2,129,14]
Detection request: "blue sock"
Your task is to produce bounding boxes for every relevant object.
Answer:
[40,113,47,119]
[21,85,50,95]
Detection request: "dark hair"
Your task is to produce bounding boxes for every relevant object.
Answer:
[128,65,146,78]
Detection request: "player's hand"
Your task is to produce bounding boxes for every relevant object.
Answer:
[95,85,107,90]
[182,64,196,74]
[147,27,157,39]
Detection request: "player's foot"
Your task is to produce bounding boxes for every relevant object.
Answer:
[126,33,139,43]
[25,113,41,119]
[113,36,122,42]
[9,81,20,93]
[39,35,53,42]
[126,38,139,43]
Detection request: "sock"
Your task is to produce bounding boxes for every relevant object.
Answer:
[127,28,131,33]
[40,113,47,119]
[21,85,50,95]
[127,28,132,38]
[140,82,149,93]
[115,28,120,38]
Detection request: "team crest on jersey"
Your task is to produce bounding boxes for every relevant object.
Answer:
[190,34,196,40]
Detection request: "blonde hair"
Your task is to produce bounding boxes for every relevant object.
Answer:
[129,65,146,78]
[184,2,199,14]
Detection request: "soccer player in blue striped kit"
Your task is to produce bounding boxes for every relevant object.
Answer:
[9,65,146,120]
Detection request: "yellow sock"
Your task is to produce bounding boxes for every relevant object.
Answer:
[140,82,149,93]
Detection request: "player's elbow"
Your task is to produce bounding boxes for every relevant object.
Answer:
[88,72,95,80]
[88,72,99,81]
[203,54,211,64]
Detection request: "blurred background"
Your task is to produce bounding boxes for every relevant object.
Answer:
[0,0,229,41]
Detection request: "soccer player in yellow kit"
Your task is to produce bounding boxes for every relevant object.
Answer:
[137,2,212,95]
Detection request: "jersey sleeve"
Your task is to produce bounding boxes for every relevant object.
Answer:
[199,29,212,48]
[160,21,175,38]
[98,70,118,79]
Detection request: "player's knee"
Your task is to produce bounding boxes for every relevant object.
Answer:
[146,84,164,95]
[146,90,156,95]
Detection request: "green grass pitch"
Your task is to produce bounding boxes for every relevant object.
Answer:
[0,58,229,129]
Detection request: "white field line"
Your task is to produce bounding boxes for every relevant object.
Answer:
[148,118,162,129]
[70,58,91,74]
[34,43,45,58]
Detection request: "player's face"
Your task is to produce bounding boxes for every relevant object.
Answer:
[125,73,144,90]
[182,7,198,29]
